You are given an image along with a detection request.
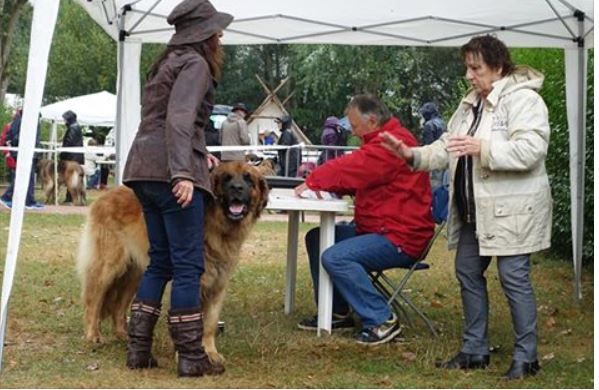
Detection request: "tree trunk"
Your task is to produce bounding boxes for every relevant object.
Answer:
[0,0,28,106]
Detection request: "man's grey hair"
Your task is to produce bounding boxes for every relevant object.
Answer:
[346,94,391,126]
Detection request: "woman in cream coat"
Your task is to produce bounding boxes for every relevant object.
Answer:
[382,35,551,380]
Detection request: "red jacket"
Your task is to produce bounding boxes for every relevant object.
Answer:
[305,117,434,258]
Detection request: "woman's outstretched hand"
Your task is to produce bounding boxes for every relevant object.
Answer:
[380,132,414,163]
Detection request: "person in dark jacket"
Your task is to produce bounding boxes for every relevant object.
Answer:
[294,94,434,345]
[317,116,346,165]
[0,110,44,209]
[276,115,301,177]
[419,102,447,190]
[60,110,84,164]
[419,102,446,146]
[60,110,84,203]
[121,0,232,377]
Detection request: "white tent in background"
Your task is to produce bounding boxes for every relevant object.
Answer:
[248,76,311,145]
[0,0,593,370]
[40,91,117,127]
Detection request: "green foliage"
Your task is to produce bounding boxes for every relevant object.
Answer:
[511,49,594,263]
[288,45,464,142]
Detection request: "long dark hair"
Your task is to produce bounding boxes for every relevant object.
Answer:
[146,34,224,81]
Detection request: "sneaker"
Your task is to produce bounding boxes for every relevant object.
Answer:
[0,198,12,209]
[355,313,401,345]
[297,312,355,331]
[25,202,44,210]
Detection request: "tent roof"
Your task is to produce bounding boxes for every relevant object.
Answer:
[39,91,116,127]
[76,0,593,48]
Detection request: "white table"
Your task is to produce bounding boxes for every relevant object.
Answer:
[266,188,348,336]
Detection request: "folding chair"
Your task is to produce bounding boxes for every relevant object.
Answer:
[369,173,449,337]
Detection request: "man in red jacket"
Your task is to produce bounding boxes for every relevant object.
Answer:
[294,94,434,345]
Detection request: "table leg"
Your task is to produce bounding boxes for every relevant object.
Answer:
[317,211,335,336]
[284,210,299,314]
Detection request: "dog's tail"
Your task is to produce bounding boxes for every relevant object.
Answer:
[67,165,83,192]
[76,219,95,288]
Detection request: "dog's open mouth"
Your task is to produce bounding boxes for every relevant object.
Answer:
[227,202,247,220]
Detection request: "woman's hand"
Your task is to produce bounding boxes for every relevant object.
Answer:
[172,179,194,208]
[207,153,220,170]
[447,136,481,157]
[380,132,414,162]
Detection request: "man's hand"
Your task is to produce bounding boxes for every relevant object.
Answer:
[207,153,220,170]
[447,136,481,157]
[172,179,194,208]
[380,132,414,163]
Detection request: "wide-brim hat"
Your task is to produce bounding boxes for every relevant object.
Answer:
[232,102,249,114]
[167,0,233,46]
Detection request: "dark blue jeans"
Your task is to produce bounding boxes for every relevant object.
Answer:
[306,223,415,328]
[129,181,206,310]
[1,163,36,205]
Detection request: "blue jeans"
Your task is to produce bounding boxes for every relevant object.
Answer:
[87,169,100,189]
[129,181,206,310]
[306,223,415,328]
[1,163,37,205]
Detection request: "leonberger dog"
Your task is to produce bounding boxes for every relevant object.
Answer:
[37,159,86,205]
[77,161,269,365]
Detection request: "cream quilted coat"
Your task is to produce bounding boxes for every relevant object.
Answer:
[413,66,552,256]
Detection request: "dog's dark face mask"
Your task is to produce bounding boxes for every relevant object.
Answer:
[211,161,269,221]
[220,171,253,221]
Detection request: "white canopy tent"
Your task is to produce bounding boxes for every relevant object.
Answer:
[40,90,117,127]
[0,0,593,370]
[40,90,117,146]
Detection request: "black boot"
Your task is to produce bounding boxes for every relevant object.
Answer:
[126,300,160,369]
[435,351,490,370]
[503,360,540,380]
[168,307,225,377]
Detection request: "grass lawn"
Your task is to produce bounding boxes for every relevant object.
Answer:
[0,212,593,388]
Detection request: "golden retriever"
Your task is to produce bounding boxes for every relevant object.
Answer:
[37,159,86,205]
[76,161,269,366]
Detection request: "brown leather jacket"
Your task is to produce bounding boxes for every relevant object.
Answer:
[123,46,215,197]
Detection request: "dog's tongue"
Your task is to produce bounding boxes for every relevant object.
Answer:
[229,204,246,215]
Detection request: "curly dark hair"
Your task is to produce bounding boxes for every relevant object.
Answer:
[460,35,514,76]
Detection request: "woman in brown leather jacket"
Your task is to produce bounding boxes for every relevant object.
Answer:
[121,0,232,377]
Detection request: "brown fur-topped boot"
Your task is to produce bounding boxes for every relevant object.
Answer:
[126,300,160,369]
[168,307,225,377]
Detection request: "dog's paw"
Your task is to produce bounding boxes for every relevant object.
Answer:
[206,350,225,365]
[85,333,103,344]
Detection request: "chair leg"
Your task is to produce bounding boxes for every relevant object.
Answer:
[370,272,414,328]
[398,293,438,338]
[370,270,437,336]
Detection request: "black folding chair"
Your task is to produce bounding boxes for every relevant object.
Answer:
[369,174,449,337]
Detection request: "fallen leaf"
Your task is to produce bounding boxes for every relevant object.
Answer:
[86,363,99,371]
[401,352,417,361]
[545,317,557,328]
[559,328,572,336]
[576,357,586,363]
[542,352,555,361]
[430,300,443,308]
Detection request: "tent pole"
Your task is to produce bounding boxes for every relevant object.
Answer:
[572,11,586,301]
[115,12,126,186]
[0,0,61,372]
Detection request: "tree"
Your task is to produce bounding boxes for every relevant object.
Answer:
[0,0,29,105]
